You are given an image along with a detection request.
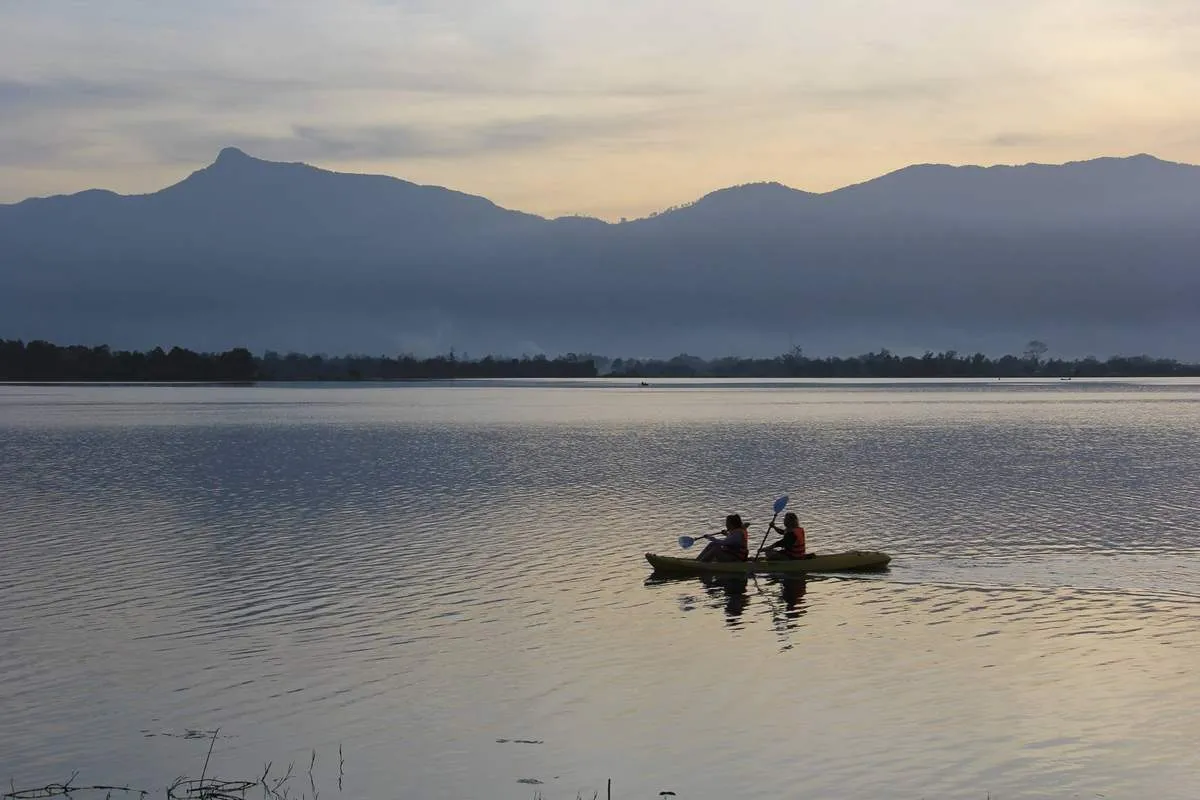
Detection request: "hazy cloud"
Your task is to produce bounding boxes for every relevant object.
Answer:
[988,132,1060,148]
[0,135,76,168]
[124,111,674,168]
[0,78,160,113]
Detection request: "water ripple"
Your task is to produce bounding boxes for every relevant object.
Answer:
[2,384,1199,798]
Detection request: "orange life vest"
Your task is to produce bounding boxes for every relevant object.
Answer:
[787,526,806,558]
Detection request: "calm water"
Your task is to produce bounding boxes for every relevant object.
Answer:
[1,379,1198,799]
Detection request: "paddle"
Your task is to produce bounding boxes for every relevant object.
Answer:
[753,495,789,559]
[678,530,739,550]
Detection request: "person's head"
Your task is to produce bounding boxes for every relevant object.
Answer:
[725,513,744,531]
[783,512,799,529]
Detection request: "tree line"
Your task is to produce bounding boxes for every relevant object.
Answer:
[0,340,260,382]
[2,339,1198,381]
[0,340,598,381]
[603,345,1200,378]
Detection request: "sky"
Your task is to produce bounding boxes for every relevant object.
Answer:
[3,0,1200,220]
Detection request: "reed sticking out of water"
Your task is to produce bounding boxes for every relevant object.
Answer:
[3,731,343,800]
[3,770,151,800]
[532,778,616,800]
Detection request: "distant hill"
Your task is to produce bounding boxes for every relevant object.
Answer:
[2,148,1198,359]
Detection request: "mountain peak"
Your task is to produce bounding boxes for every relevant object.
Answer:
[213,146,254,165]
[701,181,812,201]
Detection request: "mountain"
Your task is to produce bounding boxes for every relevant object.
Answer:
[2,149,1198,359]
[825,155,1200,223]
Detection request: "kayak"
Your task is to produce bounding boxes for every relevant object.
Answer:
[645,551,891,575]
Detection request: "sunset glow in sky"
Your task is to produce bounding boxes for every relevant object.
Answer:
[3,0,1200,219]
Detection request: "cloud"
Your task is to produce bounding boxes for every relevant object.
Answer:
[121,109,674,168]
[784,77,970,112]
[0,132,79,168]
[988,132,1061,148]
[0,78,157,112]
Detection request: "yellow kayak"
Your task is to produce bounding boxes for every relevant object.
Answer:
[645,551,891,575]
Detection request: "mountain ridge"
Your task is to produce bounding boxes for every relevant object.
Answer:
[6,149,1196,223]
[2,147,1197,360]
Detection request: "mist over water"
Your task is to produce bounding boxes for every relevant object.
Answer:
[2,379,1198,799]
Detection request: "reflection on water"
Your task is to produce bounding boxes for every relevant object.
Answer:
[1,381,1199,800]
[653,574,751,626]
[648,572,812,638]
[648,572,823,658]
[775,576,808,612]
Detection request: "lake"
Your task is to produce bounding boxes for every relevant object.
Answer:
[1,379,1198,799]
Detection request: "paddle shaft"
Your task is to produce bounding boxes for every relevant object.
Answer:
[679,529,734,549]
[753,513,782,559]
[696,526,744,546]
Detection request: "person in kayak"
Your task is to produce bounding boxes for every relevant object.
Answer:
[696,514,750,562]
[763,512,809,560]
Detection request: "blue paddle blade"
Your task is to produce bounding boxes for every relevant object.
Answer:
[678,535,696,549]
[773,495,789,514]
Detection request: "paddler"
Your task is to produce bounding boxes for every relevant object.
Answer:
[763,512,810,560]
[696,514,751,562]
